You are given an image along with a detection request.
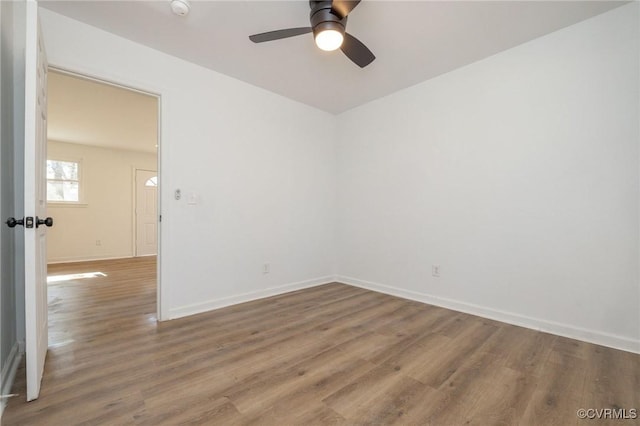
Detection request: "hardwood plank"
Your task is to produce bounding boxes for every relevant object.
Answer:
[520,349,587,426]
[480,325,557,378]
[322,363,425,421]
[134,395,242,426]
[225,343,375,413]
[580,344,640,426]
[242,402,347,426]
[383,319,498,388]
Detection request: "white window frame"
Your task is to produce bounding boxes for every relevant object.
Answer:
[46,157,86,206]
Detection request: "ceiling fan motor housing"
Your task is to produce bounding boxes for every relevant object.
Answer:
[248,0,375,68]
[310,0,347,37]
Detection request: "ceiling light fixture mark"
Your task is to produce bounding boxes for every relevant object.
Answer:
[170,0,190,17]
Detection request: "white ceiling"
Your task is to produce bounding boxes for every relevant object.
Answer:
[48,71,158,153]
[40,1,626,114]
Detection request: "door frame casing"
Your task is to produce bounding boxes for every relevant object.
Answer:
[47,65,165,321]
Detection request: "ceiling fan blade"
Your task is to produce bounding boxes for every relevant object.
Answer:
[331,0,361,19]
[341,32,375,68]
[249,27,312,43]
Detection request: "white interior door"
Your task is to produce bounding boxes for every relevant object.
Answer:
[135,169,158,256]
[24,1,49,402]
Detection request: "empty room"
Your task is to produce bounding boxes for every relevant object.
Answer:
[0,0,637,425]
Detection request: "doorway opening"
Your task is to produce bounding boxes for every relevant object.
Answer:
[44,68,161,336]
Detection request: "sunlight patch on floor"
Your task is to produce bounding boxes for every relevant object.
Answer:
[47,272,107,284]
[49,339,76,348]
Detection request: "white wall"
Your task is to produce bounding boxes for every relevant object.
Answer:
[335,4,639,352]
[39,8,337,320]
[46,140,157,263]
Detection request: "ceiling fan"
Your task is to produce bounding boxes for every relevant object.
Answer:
[249,0,375,68]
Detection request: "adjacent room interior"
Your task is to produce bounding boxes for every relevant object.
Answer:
[46,70,159,265]
[44,70,159,348]
[0,0,638,424]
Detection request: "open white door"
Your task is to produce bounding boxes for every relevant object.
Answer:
[135,169,158,256]
[24,0,50,402]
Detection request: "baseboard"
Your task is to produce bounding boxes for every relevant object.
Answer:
[1,341,23,418]
[337,275,640,355]
[168,276,336,320]
[47,255,134,264]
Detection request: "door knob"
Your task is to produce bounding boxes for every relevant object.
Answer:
[36,217,53,228]
[6,217,24,228]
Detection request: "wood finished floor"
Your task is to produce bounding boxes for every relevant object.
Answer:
[3,257,639,425]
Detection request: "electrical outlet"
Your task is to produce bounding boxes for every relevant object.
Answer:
[96,240,101,246]
[432,265,440,277]
[263,263,270,274]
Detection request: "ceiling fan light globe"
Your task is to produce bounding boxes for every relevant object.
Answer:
[315,29,344,51]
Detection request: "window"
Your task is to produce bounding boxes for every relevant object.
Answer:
[47,159,82,203]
